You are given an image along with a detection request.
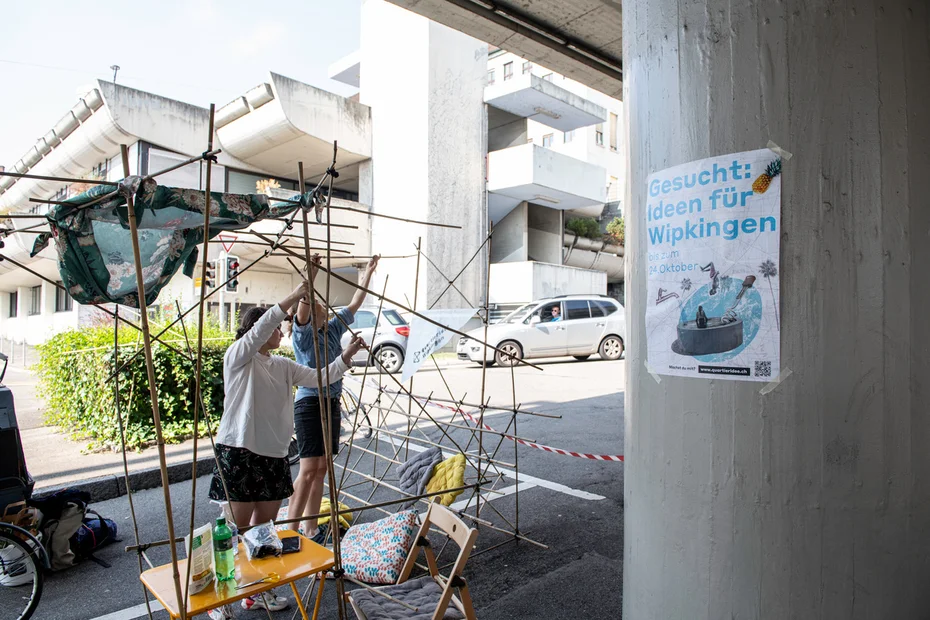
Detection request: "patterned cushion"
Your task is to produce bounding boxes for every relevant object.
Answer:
[341,510,419,585]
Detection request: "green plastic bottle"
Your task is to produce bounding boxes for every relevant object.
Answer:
[213,517,235,581]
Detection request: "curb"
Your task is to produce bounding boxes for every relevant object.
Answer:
[34,455,216,504]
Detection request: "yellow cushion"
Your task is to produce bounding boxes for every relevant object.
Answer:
[425,454,467,506]
[319,498,353,531]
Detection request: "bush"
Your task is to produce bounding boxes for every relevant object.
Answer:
[565,217,601,240]
[605,216,625,246]
[36,318,243,451]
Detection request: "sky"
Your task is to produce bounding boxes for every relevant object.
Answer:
[0,0,361,167]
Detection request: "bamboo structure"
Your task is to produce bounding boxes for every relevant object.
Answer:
[3,128,552,618]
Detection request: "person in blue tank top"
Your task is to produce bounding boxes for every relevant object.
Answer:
[288,254,379,541]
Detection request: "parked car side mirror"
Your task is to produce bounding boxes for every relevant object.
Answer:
[529,315,541,326]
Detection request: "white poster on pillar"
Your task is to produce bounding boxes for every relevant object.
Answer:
[401,308,478,383]
[645,148,781,382]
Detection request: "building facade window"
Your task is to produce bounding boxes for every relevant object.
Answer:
[542,134,554,148]
[522,61,532,74]
[28,286,41,316]
[595,124,605,146]
[8,292,17,318]
[55,284,73,312]
[564,130,575,143]
[487,69,495,85]
[503,62,513,81]
[542,73,553,82]
[610,112,618,151]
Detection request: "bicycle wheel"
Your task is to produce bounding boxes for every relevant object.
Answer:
[0,524,44,620]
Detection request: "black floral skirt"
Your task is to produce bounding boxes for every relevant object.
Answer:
[208,444,294,503]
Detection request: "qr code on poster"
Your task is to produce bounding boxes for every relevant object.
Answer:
[754,361,772,377]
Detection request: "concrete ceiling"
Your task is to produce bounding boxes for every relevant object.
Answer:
[387,0,622,98]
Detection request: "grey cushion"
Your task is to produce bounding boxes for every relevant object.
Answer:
[351,576,465,620]
[396,448,443,509]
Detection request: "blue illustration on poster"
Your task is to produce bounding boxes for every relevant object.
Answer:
[678,277,763,362]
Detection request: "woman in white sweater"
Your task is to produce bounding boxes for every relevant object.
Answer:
[208,271,364,529]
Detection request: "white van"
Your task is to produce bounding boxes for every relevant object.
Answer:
[456,295,625,366]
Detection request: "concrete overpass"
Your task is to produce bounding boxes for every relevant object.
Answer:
[383,0,930,618]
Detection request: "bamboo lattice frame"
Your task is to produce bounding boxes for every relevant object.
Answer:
[0,112,552,619]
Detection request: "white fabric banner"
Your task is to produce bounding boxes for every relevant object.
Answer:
[401,308,478,383]
[645,148,781,382]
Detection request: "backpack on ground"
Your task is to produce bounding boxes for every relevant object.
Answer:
[28,488,90,571]
[70,509,119,567]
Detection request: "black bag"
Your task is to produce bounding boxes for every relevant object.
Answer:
[70,510,119,567]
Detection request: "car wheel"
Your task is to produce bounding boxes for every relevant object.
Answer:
[376,344,404,374]
[599,335,624,360]
[573,355,591,361]
[494,341,523,367]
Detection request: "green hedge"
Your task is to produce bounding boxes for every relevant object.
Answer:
[31,313,300,451]
[565,217,602,240]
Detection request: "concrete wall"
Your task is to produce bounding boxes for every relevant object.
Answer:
[490,202,527,263]
[527,203,562,264]
[488,117,528,152]
[423,20,488,310]
[623,0,930,618]
[361,0,488,312]
[488,261,606,305]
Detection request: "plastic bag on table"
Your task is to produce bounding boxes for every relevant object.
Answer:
[242,520,282,560]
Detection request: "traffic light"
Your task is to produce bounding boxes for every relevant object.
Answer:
[203,261,216,288]
[226,255,240,293]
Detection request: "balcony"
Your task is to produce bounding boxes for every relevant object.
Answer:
[487,143,607,222]
[485,73,606,132]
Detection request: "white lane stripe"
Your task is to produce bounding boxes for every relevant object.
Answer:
[90,600,164,620]
[448,483,535,511]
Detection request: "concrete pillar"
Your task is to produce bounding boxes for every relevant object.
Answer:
[623,1,930,618]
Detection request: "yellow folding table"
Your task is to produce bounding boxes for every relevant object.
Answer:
[141,530,334,620]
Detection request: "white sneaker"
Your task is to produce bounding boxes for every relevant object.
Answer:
[208,604,234,619]
[241,588,290,612]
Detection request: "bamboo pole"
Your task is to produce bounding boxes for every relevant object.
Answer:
[297,155,347,619]
[0,170,117,185]
[428,230,492,311]
[476,222,494,519]
[182,104,215,602]
[119,144,187,620]
[319,150,349,619]
[113,309,156,620]
[232,229,354,246]
[405,237,422,461]
[327,204,462,230]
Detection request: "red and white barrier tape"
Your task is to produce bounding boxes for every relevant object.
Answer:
[346,376,624,462]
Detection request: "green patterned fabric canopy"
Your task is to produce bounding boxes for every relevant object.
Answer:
[31,176,310,308]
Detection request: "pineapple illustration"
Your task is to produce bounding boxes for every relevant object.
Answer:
[752,158,782,194]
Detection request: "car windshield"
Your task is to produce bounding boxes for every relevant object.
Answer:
[500,303,535,323]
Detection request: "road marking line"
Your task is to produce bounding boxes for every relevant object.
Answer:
[448,483,534,511]
[90,600,164,620]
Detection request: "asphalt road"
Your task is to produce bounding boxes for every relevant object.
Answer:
[31,357,624,620]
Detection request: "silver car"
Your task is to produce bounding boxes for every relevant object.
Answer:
[339,306,409,373]
[456,295,625,366]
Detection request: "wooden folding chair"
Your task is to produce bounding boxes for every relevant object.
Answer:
[346,503,478,619]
